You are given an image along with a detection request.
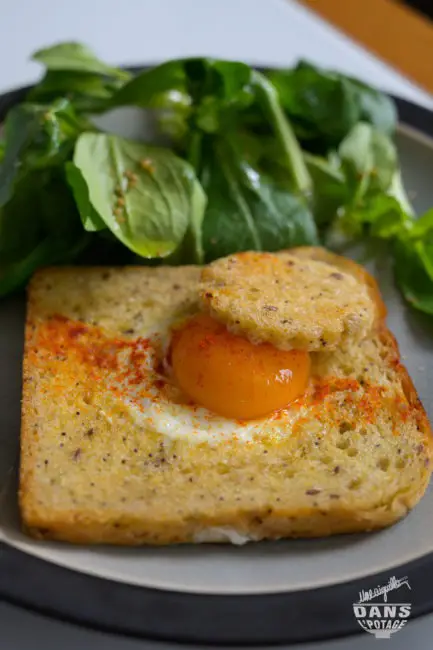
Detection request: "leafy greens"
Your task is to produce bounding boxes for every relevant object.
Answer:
[69,132,206,261]
[28,42,131,113]
[113,58,317,260]
[0,42,432,317]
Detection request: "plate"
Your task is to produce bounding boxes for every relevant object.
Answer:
[1,69,433,645]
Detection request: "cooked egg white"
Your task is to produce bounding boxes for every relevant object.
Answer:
[193,527,263,545]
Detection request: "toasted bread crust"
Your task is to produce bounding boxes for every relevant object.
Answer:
[19,251,433,545]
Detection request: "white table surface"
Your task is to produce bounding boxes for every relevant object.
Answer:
[1,0,433,648]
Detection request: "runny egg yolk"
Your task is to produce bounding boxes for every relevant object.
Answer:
[170,313,310,420]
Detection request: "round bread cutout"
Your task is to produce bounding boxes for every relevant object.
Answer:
[200,251,376,351]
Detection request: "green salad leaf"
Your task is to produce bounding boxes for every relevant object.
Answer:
[0,98,92,207]
[65,162,107,231]
[70,132,206,261]
[338,122,397,199]
[270,61,396,149]
[111,60,186,107]
[32,42,130,79]
[303,152,347,227]
[360,195,410,237]
[200,138,318,262]
[0,169,89,296]
[28,71,124,113]
[114,57,254,120]
[394,238,433,315]
[404,213,433,283]
[408,208,433,237]
[0,96,94,294]
[29,42,131,113]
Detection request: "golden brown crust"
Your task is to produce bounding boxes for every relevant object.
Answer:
[19,287,39,525]
[19,252,433,545]
[377,326,432,439]
[22,495,424,545]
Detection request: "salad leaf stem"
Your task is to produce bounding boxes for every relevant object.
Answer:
[252,71,312,197]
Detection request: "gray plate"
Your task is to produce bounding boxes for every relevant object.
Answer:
[1,85,433,645]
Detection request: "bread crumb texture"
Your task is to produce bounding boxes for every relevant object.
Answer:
[200,250,376,351]
[19,255,432,545]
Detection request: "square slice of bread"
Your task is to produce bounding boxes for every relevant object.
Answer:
[20,250,433,545]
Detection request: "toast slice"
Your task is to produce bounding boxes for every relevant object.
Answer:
[19,249,433,545]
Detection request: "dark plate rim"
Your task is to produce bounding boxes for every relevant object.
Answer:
[1,65,433,646]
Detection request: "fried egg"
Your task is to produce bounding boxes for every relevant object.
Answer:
[106,312,310,444]
[41,311,311,445]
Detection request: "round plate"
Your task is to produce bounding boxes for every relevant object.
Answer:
[1,68,433,645]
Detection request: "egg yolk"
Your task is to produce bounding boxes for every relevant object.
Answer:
[170,313,310,420]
